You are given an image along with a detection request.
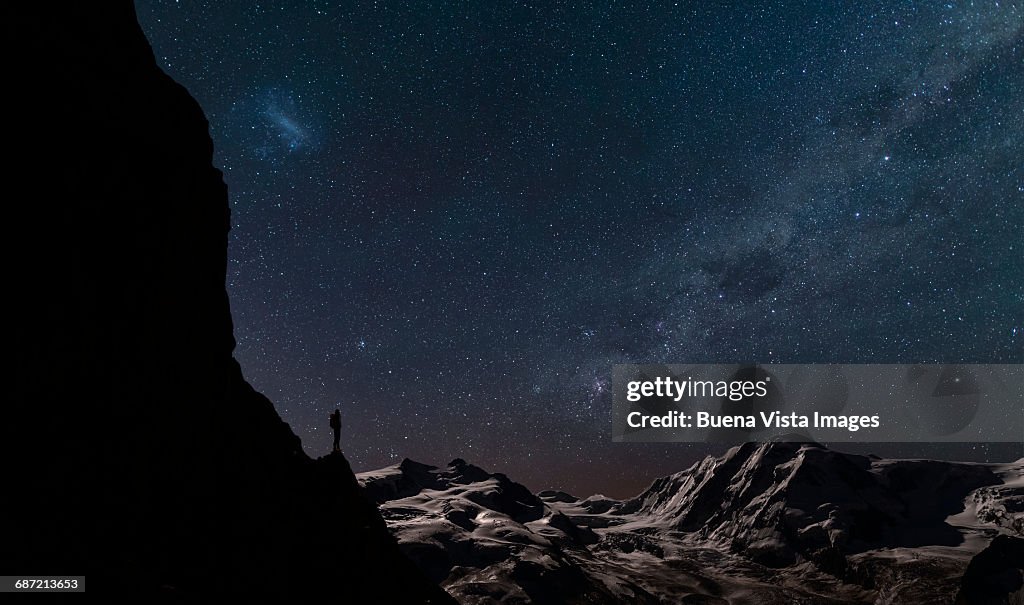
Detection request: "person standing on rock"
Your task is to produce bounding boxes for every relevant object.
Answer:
[329,408,342,452]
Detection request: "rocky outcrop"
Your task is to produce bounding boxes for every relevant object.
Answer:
[5,4,452,603]
[954,535,1024,605]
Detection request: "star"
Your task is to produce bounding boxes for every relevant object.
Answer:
[136,0,1023,496]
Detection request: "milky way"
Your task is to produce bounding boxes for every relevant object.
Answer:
[138,2,1021,496]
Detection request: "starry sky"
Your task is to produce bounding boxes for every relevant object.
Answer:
[137,1,1021,498]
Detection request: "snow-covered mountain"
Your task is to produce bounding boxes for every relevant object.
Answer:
[358,443,1023,605]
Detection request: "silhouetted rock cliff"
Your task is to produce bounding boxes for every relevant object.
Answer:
[955,535,1024,605]
[5,4,453,603]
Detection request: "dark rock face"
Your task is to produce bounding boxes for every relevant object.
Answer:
[6,4,452,603]
[954,535,1024,605]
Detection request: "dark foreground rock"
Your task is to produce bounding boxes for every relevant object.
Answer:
[5,4,453,603]
[955,535,1024,605]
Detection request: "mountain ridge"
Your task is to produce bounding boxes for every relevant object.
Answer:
[359,443,1022,604]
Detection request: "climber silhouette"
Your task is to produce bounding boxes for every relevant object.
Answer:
[329,408,342,452]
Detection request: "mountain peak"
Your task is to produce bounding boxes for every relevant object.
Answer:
[620,442,1001,568]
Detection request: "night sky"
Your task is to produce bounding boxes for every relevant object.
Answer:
[136,1,1022,498]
